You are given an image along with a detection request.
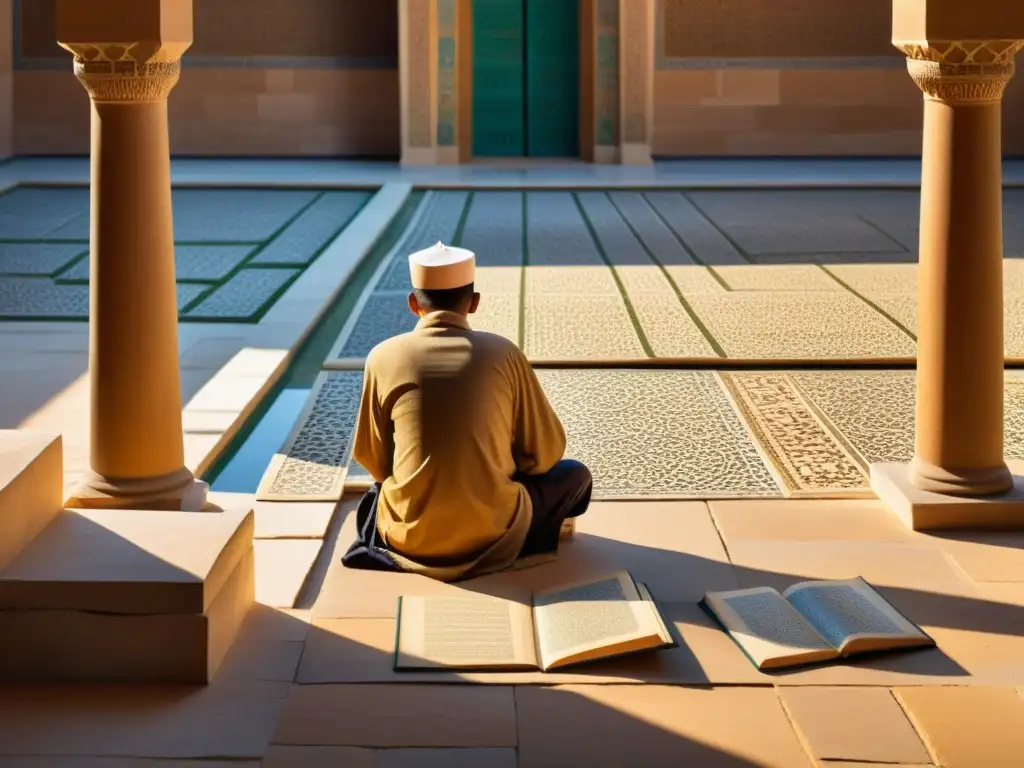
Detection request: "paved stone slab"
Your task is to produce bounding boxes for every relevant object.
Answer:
[536,370,781,498]
[522,294,646,360]
[523,265,619,295]
[609,191,698,266]
[376,191,469,292]
[721,372,869,496]
[895,687,1024,768]
[628,293,719,357]
[250,191,370,266]
[0,242,86,276]
[458,191,524,268]
[0,680,289,758]
[612,264,679,295]
[379,748,517,768]
[708,498,917,543]
[779,687,931,764]
[253,539,321,608]
[60,245,258,283]
[264,746,376,767]
[526,192,604,267]
[515,686,813,768]
[713,264,843,291]
[644,192,747,265]
[256,371,362,502]
[686,292,916,359]
[273,685,517,747]
[791,371,1024,467]
[185,268,298,321]
[0,186,88,239]
[718,218,901,255]
[468,293,519,343]
[333,293,418,358]
[577,191,655,268]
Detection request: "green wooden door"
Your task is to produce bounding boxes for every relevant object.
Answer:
[524,0,579,157]
[472,0,525,157]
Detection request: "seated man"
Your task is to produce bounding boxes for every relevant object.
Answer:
[342,241,592,581]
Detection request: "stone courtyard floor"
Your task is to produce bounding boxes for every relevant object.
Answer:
[1,158,1023,766]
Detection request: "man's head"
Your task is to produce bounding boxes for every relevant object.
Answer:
[409,283,481,317]
[407,242,480,318]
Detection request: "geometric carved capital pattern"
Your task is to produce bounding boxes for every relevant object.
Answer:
[895,39,1024,103]
[58,42,184,103]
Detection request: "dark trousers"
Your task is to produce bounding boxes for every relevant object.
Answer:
[514,458,593,557]
[341,459,593,571]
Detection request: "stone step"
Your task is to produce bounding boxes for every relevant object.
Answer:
[0,430,63,570]
[0,506,255,684]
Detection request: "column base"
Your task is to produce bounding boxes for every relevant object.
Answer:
[619,143,653,165]
[907,455,1014,496]
[870,462,1024,531]
[65,467,209,512]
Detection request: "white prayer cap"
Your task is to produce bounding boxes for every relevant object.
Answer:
[408,241,476,290]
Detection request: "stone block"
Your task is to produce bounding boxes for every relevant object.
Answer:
[0,507,255,683]
[0,430,63,570]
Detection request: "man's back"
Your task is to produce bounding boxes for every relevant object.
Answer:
[352,311,566,565]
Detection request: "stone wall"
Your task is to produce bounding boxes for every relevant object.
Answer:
[12,0,400,157]
[0,0,12,160]
[653,0,1024,156]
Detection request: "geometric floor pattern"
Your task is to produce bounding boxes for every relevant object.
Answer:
[324,188,1024,363]
[258,368,1024,501]
[0,185,371,322]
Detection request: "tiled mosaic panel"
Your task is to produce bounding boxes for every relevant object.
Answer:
[536,369,782,498]
[790,371,1024,467]
[685,292,917,359]
[0,186,88,239]
[0,277,89,317]
[0,242,86,275]
[523,265,619,296]
[260,371,363,498]
[607,191,698,266]
[250,191,370,265]
[459,191,524,268]
[721,373,869,495]
[184,268,298,320]
[58,245,258,283]
[376,192,470,292]
[523,294,646,360]
[469,293,519,342]
[526,192,604,267]
[335,293,419,358]
[0,277,215,318]
[577,192,654,268]
[643,192,747,266]
[46,189,321,242]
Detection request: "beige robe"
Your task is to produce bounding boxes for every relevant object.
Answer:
[352,310,567,581]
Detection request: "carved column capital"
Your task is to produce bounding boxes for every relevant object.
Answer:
[895,40,1024,104]
[58,43,184,103]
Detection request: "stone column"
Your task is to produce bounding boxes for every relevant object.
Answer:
[904,40,1023,496]
[617,0,654,165]
[58,0,206,511]
[399,0,440,165]
[0,0,12,160]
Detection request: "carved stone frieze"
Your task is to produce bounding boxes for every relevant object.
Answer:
[895,39,1024,103]
[58,42,184,102]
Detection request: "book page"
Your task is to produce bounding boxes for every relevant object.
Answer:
[783,578,929,652]
[705,587,837,668]
[532,571,657,669]
[395,594,538,670]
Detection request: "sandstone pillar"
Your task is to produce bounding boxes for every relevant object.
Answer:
[0,0,13,160]
[57,0,206,511]
[617,0,654,165]
[399,0,441,165]
[870,0,1024,529]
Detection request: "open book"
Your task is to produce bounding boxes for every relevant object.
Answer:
[701,577,934,671]
[394,570,675,672]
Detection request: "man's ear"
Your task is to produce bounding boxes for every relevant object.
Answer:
[408,292,421,316]
[468,292,481,314]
